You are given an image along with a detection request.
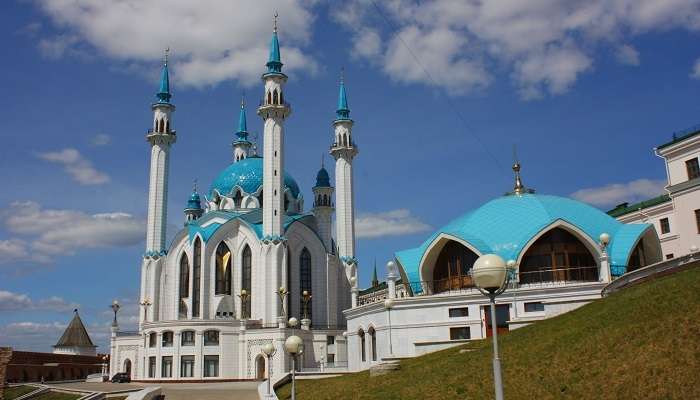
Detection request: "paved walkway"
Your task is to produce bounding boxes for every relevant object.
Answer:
[48,381,259,400]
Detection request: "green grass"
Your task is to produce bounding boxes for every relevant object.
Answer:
[2,385,38,400]
[278,267,700,400]
[32,391,82,400]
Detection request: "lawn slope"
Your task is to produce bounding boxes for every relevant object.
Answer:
[278,267,700,400]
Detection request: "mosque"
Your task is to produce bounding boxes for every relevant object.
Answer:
[108,17,687,381]
[110,20,357,381]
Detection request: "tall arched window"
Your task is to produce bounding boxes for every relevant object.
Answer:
[299,248,312,321]
[358,329,366,362]
[273,89,279,104]
[368,327,377,361]
[192,238,202,318]
[179,254,189,319]
[215,242,232,295]
[233,190,243,208]
[432,241,479,293]
[242,245,252,318]
[267,91,272,105]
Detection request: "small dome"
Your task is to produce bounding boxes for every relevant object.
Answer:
[315,167,331,187]
[186,191,202,210]
[210,157,300,198]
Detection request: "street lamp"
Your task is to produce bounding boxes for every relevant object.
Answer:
[285,335,304,400]
[288,317,299,329]
[110,300,120,327]
[238,289,250,319]
[139,299,152,322]
[383,298,394,357]
[301,290,312,320]
[473,254,509,400]
[261,343,277,397]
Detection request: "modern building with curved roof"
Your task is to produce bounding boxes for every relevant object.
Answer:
[345,164,662,372]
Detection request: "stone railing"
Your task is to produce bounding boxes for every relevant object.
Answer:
[603,253,700,296]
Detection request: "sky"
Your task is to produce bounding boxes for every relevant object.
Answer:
[2,0,700,353]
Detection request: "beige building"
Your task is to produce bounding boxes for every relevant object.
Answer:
[608,128,700,259]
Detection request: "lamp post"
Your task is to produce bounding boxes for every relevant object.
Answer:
[238,289,250,319]
[473,254,509,400]
[384,298,394,357]
[261,343,277,397]
[110,300,120,327]
[599,232,611,281]
[301,290,312,320]
[285,335,304,400]
[101,355,108,377]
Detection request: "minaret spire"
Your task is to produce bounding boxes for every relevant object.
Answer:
[233,95,252,162]
[336,68,350,120]
[156,48,171,104]
[266,13,283,74]
[372,260,379,287]
[510,146,534,195]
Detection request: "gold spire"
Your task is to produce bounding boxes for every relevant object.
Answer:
[193,178,198,193]
[164,47,170,65]
[273,12,278,33]
[241,92,245,109]
[512,145,526,195]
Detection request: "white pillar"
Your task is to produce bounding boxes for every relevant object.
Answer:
[600,253,611,283]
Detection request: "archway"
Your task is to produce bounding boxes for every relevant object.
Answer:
[626,228,662,273]
[123,359,132,377]
[255,355,266,380]
[431,241,479,293]
[519,227,598,284]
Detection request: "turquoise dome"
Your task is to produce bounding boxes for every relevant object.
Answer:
[395,193,657,291]
[186,191,202,210]
[209,157,300,198]
[315,166,331,187]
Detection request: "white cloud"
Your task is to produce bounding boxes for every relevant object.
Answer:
[38,34,80,59]
[356,209,431,239]
[570,178,666,207]
[91,133,111,146]
[0,290,79,312]
[37,148,109,185]
[0,321,68,352]
[616,44,640,66]
[333,0,700,99]
[33,0,319,88]
[0,201,143,265]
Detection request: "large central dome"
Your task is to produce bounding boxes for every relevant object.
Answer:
[209,156,300,198]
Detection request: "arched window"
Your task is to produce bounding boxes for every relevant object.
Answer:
[279,91,284,105]
[192,238,202,317]
[165,120,170,132]
[179,254,189,319]
[299,248,312,321]
[520,227,597,284]
[267,91,272,105]
[233,190,243,209]
[284,194,290,212]
[215,242,232,295]
[273,89,279,105]
[432,241,479,293]
[257,191,264,208]
[358,329,366,362]
[368,327,377,361]
[242,245,252,318]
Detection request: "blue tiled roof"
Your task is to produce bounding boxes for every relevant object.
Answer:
[395,193,656,293]
[209,157,300,198]
[185,191,202,210]
[156,62,171,104]
[315,167,331,187]
[186,209,314,243]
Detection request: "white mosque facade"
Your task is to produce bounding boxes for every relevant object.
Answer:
[110,24,358,381]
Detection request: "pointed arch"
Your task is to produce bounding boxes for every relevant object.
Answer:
[299,248,312,321]
[358,329,366,362]
[215,242,232,295]
[368,326,377,361]
[192,237,202,318]
[272,89,279,105]
[241,244,252,318]
[179,253,189,319]
[267,91,272,105]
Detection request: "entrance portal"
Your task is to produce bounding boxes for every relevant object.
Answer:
[255,355,266,380]
[483,304,510,337]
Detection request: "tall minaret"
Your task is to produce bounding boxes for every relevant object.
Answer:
[312,157,334,251]
[256,15,291,324]
[257,14,291,238]
[145,50,176,256]
[330,71,358,263]
[232,98,252,162]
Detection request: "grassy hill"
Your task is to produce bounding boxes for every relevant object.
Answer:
[278,266,700,399]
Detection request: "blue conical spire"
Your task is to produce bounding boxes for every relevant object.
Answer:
[236,97,249,141]
[156,48,172,104]
[266,14,283,74]
[186,180,202,210]
[336,69,350,120]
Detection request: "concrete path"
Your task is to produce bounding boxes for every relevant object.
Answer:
[48,381,259,400]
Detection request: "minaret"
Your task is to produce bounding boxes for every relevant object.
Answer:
[330,70,358,264]
[184,180,204,224]
[371,260,379,288]
[145,49,176,256]
[257,14,291,239]
[312,157,334,251]
[232,97,252,162]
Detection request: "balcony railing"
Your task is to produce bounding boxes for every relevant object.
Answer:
[408,266,600,296]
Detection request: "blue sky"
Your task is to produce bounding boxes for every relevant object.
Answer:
[2,0,700,352]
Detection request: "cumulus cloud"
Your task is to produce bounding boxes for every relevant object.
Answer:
[0,290,79,312]
[616,44,640,66]
[37,148,109,185]
[33,0,319,88]
[0,201,144,265]
[570,178,666,207]
[356,209,431,239]
[90,133,111,146]
[333,0,700,98]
